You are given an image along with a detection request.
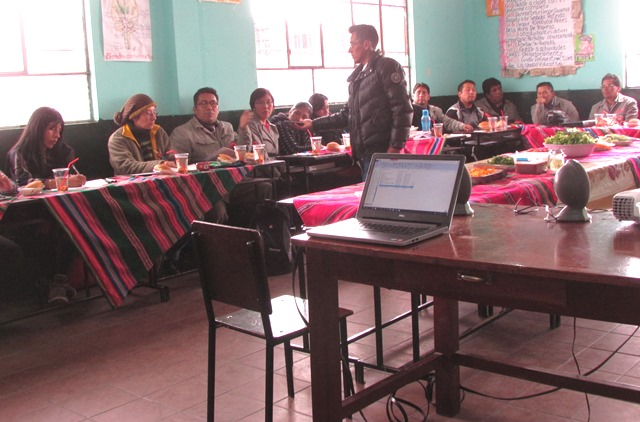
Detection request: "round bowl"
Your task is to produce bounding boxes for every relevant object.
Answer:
[543,143,596,158]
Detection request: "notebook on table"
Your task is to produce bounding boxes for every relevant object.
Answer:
[306,153,466,246]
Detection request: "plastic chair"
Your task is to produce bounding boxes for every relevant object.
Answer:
[192,221,353,422]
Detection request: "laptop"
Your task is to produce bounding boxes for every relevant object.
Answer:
[307,153,466,246]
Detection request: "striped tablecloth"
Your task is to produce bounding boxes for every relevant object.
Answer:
[0,167,249,307]
[521,124,640,149]
[292,144,640,227]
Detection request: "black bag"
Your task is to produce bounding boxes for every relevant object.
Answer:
[251,200,293,276]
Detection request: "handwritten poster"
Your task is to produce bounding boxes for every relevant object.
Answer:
[101,0,153,62]
[501,0,584,77]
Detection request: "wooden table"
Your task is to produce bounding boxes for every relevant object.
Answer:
[292,205,640,420]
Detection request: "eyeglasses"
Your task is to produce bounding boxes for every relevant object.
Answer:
[197,100,219,108]
[255,100,274,107]
[601,84,617,89]
[142,109,157,117]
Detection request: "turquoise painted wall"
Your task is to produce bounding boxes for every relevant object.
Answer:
[89,0,626,119]
[411,0,626,95]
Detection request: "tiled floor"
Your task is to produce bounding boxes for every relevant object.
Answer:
[1,271,640,421]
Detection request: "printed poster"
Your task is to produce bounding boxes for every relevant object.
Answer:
[101,0,152,61]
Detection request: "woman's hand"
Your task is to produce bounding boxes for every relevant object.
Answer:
[68,174,87,188]
[238,110,254,130]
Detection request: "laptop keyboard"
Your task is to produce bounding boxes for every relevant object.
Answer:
[356,221,428,235]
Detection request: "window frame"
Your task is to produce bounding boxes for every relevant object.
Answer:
[0,0,95,129]
[253,0,409,107]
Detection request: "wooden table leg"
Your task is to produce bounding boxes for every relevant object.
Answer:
[434,296,461,416]
[306,248,342,420]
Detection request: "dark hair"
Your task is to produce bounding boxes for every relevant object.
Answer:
[413,83,430,94]
[601,73,621,87]
[308,93,328,117]
[10,107,65,178]
[193,87,219,106]
[290,101,313,115]
[481,78,501,95]
[249,88,274,110]
[349,24,379,49]
[457,80,476,93]
[536,82,554,92]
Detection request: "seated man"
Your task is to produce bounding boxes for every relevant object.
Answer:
[170,87,272,225]
[589,73,639,123]
[530,82,579,125]
[170,87,235,162]
[412,82,466,133]
[445,80,484,132]
[271,101,313,155]
[474,78,522,123]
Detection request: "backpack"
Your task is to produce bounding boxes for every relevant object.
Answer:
[251,200,293,276]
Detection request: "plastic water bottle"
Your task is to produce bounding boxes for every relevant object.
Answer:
[421,109,431,133]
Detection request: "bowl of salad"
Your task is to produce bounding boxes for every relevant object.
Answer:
[543,131,596,158]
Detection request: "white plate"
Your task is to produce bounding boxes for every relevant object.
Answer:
[18,186,44,196]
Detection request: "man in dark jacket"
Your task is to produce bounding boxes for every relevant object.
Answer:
[298,24,413,179]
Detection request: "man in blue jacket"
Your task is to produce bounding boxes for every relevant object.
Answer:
[298,24,413,179]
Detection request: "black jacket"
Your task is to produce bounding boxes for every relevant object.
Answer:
[312,52,412,161]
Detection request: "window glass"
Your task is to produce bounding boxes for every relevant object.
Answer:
[0,0,93,128]
[253,0,408,106]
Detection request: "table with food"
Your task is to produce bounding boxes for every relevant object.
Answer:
[0,161,253,307]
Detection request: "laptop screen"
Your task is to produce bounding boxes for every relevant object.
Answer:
[357,154,465,224]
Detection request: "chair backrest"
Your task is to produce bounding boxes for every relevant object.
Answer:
[192,221,272,315]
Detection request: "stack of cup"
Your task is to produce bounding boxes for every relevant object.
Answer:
[311,136,323,155]
[432,123,444,137]
[253,144,266,164]
[341,133,351,149]
[175,153,189,174]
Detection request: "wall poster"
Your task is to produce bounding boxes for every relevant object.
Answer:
[101,0,152,62]
[500,0,584,78]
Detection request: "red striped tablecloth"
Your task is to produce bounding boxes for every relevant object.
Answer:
[521,124,640,149]
[0,167,249,307]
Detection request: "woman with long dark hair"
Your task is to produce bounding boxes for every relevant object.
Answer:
[8,107,86,188]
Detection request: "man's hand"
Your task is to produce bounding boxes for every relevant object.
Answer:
[293,119,313,131]
[69,174,87,188]
[462,124,474,133]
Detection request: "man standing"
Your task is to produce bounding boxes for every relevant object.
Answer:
[589,73,638,123]
[445,80,484,132]
[298,24,412,178]
[171,87,272,225]
[474,77,522,123]
[530,82,579,125]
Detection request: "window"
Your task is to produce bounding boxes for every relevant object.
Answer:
[251,0,408,106]
[0,0,94,128]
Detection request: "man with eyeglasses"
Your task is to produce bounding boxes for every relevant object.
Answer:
[171,87,272,225]
[297,24,412,179]
[588,73,638,123]
[170,87,236,162]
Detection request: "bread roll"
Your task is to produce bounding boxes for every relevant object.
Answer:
[217,153,235,163]
[478,121,490,130]
[326,142,341,152]
[627,118,639,127]
[25,180,44,189]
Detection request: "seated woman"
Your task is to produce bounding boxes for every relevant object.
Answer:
[108,94,175,175]
[6,107,86,304]
[7,107,86,189]
[272,101,313,156]
[237,88,279,157]
[309,93,343,145]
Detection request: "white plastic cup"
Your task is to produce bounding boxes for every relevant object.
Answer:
[52,168,69,191]
[499,115,508,129]
[174,153,189,173]
[234,145,247,162]
[432,123,444,137]
[487,116,498,132]
[253,144,265,164]
[311,136,323,154]
[341,133,351,148]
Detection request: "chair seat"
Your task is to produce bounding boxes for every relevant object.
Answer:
[216,294,353,341]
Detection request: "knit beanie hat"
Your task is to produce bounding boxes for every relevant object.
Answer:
[114,94,156,126]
